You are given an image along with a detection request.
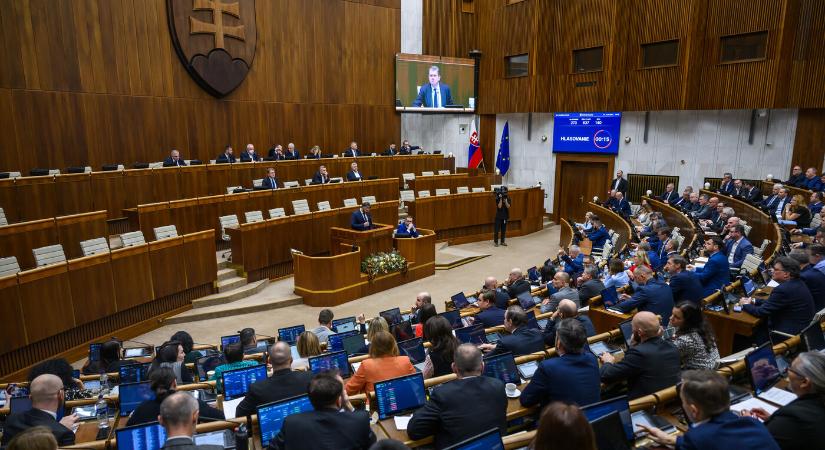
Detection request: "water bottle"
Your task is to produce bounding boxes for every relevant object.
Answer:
[96,394,109,429]
[99,373,109,396]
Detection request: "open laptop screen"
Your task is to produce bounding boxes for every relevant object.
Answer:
[220,335,240,350]
[618,319,634,347]
[802,322,825,352]
[196,354,227,382]
[390,320,415,342]
[277,325,306,345]
[222,364,267,400]
[119,382,155,417]
[332,317,357,333]
[89,343,102,362]
[438,309,463,329]
[527,266,541,282]
[600,287,619,307]
[119,363,150,384]
[455,324,488,345]
[590,411,632,450]
[308,351,351,378]
[374,373,426,420]
[398,337,426,364]
[379,307,403,326]
[482,352,520,384]
[328,330,360,352]
[257,395,314,448]
[746,343,781,395]
[342,334,366,356]
[116,422,166,450]
[582,395,633,441]
[451,291,470,309]
[443,428,504,450]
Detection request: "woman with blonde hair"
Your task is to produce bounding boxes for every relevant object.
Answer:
[352,315,389,355]
[784,194,812,228]
[291,331,322,370]
[345,331,415,396]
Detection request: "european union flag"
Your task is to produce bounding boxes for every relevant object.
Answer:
[495,121,510,176]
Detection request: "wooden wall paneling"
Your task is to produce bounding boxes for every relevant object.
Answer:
[55,210,108,260]
[67,253,116,326]
[123,169,156,210]
[0,179,19,224]
[0,90,21,175]
[152,167,182,202]
[182,230,217,289]
[90,171,127,220]
[232,221,269,271]
[55,173,94,216]
[178,165,209,199]
[0,275,26,354]
[17,263,75,343]
[14,175,57,221]
[207,164,234,196]
[135,202,172,240]
[0,218,58,270]
[787,0,825,107]
[197,195,228,240]
[110,244,155,310]
[148,237,187,298]
[422,0,477,58]
[792,109,825,171]
[169,198,200,235]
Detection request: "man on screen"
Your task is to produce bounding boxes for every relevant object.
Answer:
[412,66,452,108]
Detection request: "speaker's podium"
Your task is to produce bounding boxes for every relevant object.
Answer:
[294,223,436,306]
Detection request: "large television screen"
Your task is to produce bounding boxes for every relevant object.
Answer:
[396,54,475,113]
[553,112,622,155]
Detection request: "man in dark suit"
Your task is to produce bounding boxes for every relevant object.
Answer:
[585,217,610,250]
[240,144,262,162]
[690,194,714,219]
[692,236,731,298]
[799,246,825,310]
[660,182,678,204]
[482,277,511,309]
[761,183,782,208]
[284,143,300,160]
[718,172,734,193]
[268,144,287,160]
[412,66,453,108]
[665,255,704,306]
[0,374,77,446]
[809,192,824,216]
[350,202,373,231]
[216,145,235,164]
[346,162,363,181]
[743,180,763,203]
[270,371,375,450]
[399,140,419,155]
[311,165,331,184]
[541,271,580,313]
[725,224,754,270]
[479,306,545,357]
[672,187,692,209]
[159,392,224,450]
[786,165,805,187]
[612,191,632,217]
[771,187,791,218]
[610,169,628,197]
[262,168,280,189]
[503,268,531,300]
[740,257,815,338]
[598,312,681,399]
[731,179,744,197]
[407,345,506,449]
[577,267,605,307]
[541,299,596,347]
[523,318,600,409]
[473,290,505,328]
[343,141,361,157]
[163,149,187,167]
[382,143,398,156]
[235,342,313,417]
[614,265,675,325]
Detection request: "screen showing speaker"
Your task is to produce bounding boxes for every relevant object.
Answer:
[395,54,476,112]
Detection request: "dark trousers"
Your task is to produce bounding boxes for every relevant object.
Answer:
[494,218,507,243]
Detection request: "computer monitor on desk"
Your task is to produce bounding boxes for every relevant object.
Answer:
[222,364,267,400]
[257,395,314,448]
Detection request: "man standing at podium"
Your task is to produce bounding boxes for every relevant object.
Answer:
[351,202,374,231]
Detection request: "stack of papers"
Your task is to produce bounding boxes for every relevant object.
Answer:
[730,397,779,416]
[393,415,412,430]
[758,387,797,406]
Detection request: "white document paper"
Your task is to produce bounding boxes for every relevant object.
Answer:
[222,396,245,419]
[730,397,779,416]
[758,387,797,406]
[767,279,780,287]
[393,415,413,430]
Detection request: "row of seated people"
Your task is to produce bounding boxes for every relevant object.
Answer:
[246,162,375,190]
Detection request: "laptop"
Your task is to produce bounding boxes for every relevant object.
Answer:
[630,409,676,436]
[455,324,488,345]
[119,382,155,417]
[119,363,150,384]
[342,334,367,356]
[589,411,632,450]
[600,287,620,308]
[89,343,102,362]
[582,396,634,442]
[308,351,352,378]
[443,428,504,450]
[588,340,622,356]
[332,317,358,333]
[9,396,32,414]
[745,342,782,395]
[257,395,314,447]
[527,266,541,284]
[374,373,427,420]
[516,360,539,380]
[327,330,360,352]
[526,310,548,330]
[196,354,227,382]
[438,309,464,329]
[618,319,634,348]
[398,337,427,371]
[390,320,416,342]
[482,352,521,384]
[221,364,267,400]
[277,325,306,345]
[516,291,538,310]
[802,322,825,352]
[116,422,166,450]
[123,346,153,358]
[220,335,241,350]
[742,277,758,297]
[379,307,403,326]
[194,430,236,449]
[451,291,478,309]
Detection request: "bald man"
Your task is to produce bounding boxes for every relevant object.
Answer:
[1,374,77,446]
[504,268,531,299]
[541,299,595,347]
[163,149,187,167]
[598,312,681,399]
[235,342,313,417]
[482,276,511,309]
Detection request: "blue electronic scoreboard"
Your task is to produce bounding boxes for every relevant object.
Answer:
[553,112,622,155]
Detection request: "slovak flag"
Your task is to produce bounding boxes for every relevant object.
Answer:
[467,119,483,168]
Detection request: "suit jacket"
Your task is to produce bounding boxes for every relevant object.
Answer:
[614,199,632,217]
[675,411,779,450]
[382,147,397,156]
[586,226,610,249]
[578,279,606,307]
[764,394,825,450]
[660,190,678,204]
[542,315,596,347]
[412,83,453,108]
[350,209,373,231]
[695,251,730,297]
[801,265,825,311]
[744,186,763,203]
[615,279,675,325]
[407,376,507,449]
[542,286,580,313]
[725,237,754,269]
[809,201,823,215]
[311,171,331,184]
[216,153,236,164]
[399,145,419,155]
[610,177,628,196]
[771,197,791,217]
[669,271,704,306]
[743,278,815,335]
[270,409,376,450]
[262,176,280,189]
[520,351,601,409]
[803,176,823,191]
[692,204,713,220]
[492,288,511,309]
[304,153,321,159]
[561,253,584,276]
[505,279,531,300]
[489,326,545,357]
[476,307,506,328]
[344,149,361,157]
[0,408,75,446]
[719,180,735,193]
[163,157,187,167]
[346,170,363,181]
[235,369,313,418]
[240,151,261,162]
[673,196,689,209]
[787,173,806,188]
[600,337,681,399]
[128,397,224,427]
[285,150,300,160]
[162,436,224,450]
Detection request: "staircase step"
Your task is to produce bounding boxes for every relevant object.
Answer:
[165,290,300,324]
[217,268,237,282]
[217,276,247,293]
[191,279,270,309]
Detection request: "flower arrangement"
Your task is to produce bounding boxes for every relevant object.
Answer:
[361,250,408,280]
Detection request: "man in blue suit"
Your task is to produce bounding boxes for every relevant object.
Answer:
[692,237,730,297]
[311,165,332,184]
[791,247,825,311]
[809,191,824,215]
[261,168,280,189]
[284,143,300,160]
[350,202,373,231]
[803,167,823,191]
[216,145,236,163]
[541,299,595,347]
[585,217,610,250]
[638,370,779,450]
[724,224,753,270]
[240,144,262,162]
[771,187,791,218]
[473,291,505,328]
[412,66,452,108]
[612,192,632,217]
[343,142,361,158]
[520,318,600,409]
[660,183,678,204]
[741,257,814,337]
[665,255,704,306]
[162,149,187,167]
[718,172,735,193]
[614,266,675,325]
[346,162,364,181]
[558,246,584,277]
[479,306,544,357]
[396,216,420,238]
[761,183,782,208]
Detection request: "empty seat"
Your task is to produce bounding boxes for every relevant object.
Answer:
[245,211,264,223]
[421,171,435,177]
[153,225,179,240]
[292,199,311,215]
[330,176,344,183]
[740,253,764,275]
[252,178,263,188]
[435,189,450,196]
[121,231,146,247]
[361,195,377,204]
[753,239,771,257]
[490,184,501,191]
[283,181,300,188]
[0,207,7,226]
[400,190,415,202]
[226,186,244,194]
[80,237,110,256]
[148,162,163,169]
[471,187,485,193]
[269,208,286,218]
[343,198,358,207]
[456,186,469,194]
[418,190,431,198]
[437,169,451,175]
[33,244,66,267]
[401,173,415,189]
[0,256,21,277]
[305,179,313,186]
[317,201,331,211]
[219,215,239,260]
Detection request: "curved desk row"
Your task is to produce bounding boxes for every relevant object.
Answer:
[700,189,782,264]
[642,196,697,254]
[407,173,501,194]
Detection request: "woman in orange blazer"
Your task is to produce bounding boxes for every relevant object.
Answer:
[345,331,415,396]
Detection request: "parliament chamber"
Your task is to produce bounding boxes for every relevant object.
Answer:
[2,0,825,449]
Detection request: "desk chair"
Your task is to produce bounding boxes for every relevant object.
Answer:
[361,195,377,204]
[456,186,469,194]
[33,244,66,267]
[121,231,146,247]
[153,225,179,240]
[305,178,313,186]
[740,254,763,276]
[244,211,264,223]
[226,186,244,194]
[80,237,110,256]
[291,199,310,215]
[400,190,415,204]
[343,198,358,208]
[435,189,450,196]
[402,173,415,189]
[0,207,7,226]
[743,223,753,237]
[753,239,771,258]
[418,190,431,198]
[268,208,286,219]
[252,179,263,188]
[438,169,451,175]
[0,256,21,276]
[330,177,344,183]
[317,201,331,211]
[219,215,240,260]
[283,181,300,188]
[471,187,485,193]
[421,171,435,177]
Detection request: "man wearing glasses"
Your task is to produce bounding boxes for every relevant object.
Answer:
[0,374,78,446]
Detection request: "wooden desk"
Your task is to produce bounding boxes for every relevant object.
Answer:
[700,189,782,264]
[588,201,633,254]
[408,173,501,194]
[588,306,633,334]
[704,309,761,357]
[642,196,696,253]
[330,224,394,257]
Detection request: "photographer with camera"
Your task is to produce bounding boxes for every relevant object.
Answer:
[494,186,511,247]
